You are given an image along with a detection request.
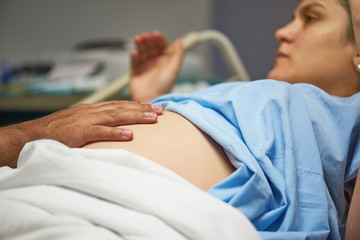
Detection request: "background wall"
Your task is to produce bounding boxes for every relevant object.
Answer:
[212,0,300,80]
[0,0,212,62]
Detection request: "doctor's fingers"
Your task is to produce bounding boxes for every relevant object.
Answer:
[82,125,135,143]
[92,109,160,126]
[98,101,163,115]
[74,101,163,115]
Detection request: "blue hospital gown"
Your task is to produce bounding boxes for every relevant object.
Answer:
[152,80,360,240]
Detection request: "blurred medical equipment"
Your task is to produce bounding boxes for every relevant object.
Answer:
[71,30,250,106]
[0,30,248,125]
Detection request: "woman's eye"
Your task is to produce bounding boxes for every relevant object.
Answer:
[305,14,317,23]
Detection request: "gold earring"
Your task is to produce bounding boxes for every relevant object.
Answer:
[357,64,360,72]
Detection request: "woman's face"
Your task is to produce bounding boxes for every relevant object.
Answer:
[267,0,359,96]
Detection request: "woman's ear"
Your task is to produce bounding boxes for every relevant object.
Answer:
[354,54,360,72]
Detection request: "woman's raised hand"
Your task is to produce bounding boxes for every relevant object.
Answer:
[129,31,184,103]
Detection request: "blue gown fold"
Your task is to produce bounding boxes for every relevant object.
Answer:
[152,80,360,240]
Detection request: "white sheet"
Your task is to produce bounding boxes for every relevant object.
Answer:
[0,140,261,240]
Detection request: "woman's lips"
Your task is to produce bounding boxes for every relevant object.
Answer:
[276,51,289,58]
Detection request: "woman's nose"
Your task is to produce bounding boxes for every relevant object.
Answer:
[275,22,296,43]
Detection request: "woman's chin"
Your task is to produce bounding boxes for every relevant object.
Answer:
[267,69,282,80]
[267,69,292,83]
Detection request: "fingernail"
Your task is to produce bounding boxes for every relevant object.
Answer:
[121,129,132,138]
[151,105,162,112]
[145,112,157,119]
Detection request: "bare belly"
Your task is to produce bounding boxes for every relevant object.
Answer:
[84,111,235,191]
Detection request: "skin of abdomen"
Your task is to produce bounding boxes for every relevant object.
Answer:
[84,111,236,191]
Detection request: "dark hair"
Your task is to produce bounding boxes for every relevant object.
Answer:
[339,0,355,42]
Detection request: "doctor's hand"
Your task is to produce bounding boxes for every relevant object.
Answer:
[129,31,184,103]
[0,101,163,168]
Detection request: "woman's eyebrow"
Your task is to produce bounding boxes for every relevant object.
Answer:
[299,2,326,15]
[291,3,326,20]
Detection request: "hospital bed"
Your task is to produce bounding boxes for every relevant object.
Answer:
[71,30,250,106]
[0,30,261,240]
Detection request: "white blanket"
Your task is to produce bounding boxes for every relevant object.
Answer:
[0,140,260,240]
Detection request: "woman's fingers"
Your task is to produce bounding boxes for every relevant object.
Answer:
[153,31,168,51]
[134,32,169,63]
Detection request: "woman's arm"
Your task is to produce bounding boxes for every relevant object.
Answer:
[345,167,360,240]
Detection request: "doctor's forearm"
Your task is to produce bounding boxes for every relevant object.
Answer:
[0,122,36,168]
[0,101,163,168]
